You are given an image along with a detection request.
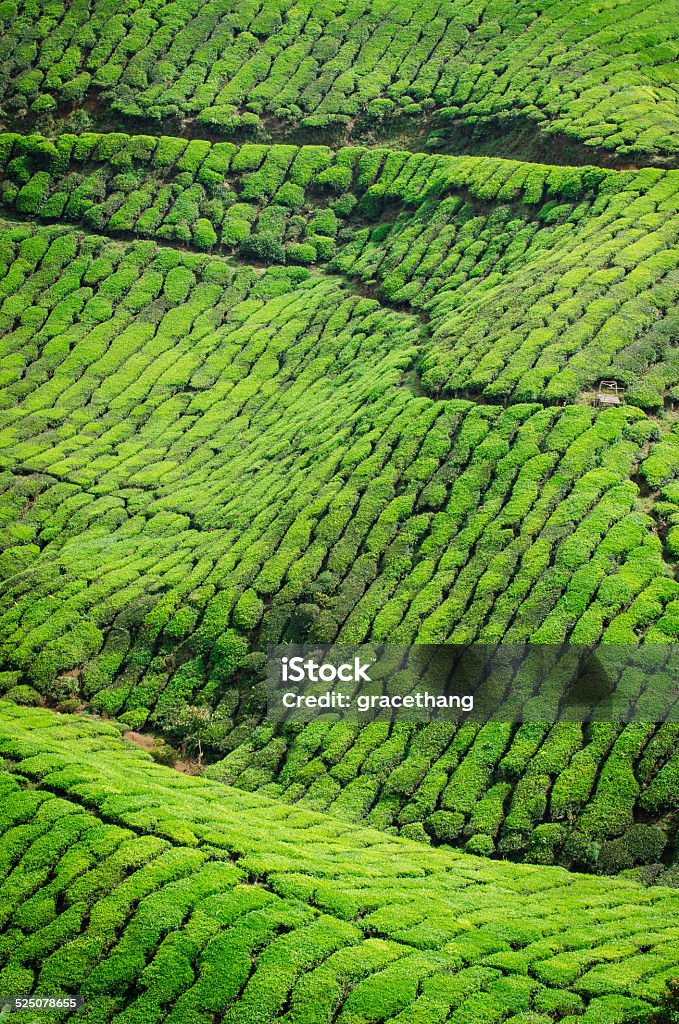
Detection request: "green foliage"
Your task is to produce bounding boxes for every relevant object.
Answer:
[0,12,677,1020]
[0,0,677,161]
[232,590,264,630]
[239,231,285,264]
[1,132,675,405]
[0,216,676,872]
[193,217,217,251]
[0,703,675,1023]
[651,978,679,1024]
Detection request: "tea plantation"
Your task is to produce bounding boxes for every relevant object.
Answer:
[0,701,678,1024]
[1,0,679,162]
[1,133,678,404]
[0,130,678,873]
[0,1,678,1017]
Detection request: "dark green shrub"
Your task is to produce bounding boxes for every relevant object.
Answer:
[425,811,464,842]
[239,232,285,264]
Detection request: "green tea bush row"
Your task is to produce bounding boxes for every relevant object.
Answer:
[1,133,677,405]
[2,0,678,159]
[0,702,677,1023]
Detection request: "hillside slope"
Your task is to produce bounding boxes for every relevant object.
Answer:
[0,205,677,871]
[1,135,678,871]
[1,133,678,404]
[0,701,678,1024]
[1,6,679,1022]
[1,0,679,162]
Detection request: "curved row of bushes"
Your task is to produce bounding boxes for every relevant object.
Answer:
[2,0,678,158]
[1,133,678,405]
[0,702,677,1023]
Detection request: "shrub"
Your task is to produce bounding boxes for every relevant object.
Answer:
[425,811,464,842]
[232,590,264,630]
[222,218,252,245]
[651,979,679,1024]
[314,165,353,192]
[274,181,305,208]
[193,218,218,251]
[286,241,317,265]
[332,193,357,217]
[465,833,495,856]
[239,232,285,264]
[15,171,51,213]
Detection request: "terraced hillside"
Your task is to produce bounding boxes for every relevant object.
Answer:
[1,0,679,163]
[1,1,679,1017]
[1,133,678,404]
[0,702,678,1024]
[0,125,678,874]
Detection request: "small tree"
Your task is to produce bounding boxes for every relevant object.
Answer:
[161,704,229,764]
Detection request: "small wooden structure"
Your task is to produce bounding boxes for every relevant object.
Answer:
[595,381,623,408]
